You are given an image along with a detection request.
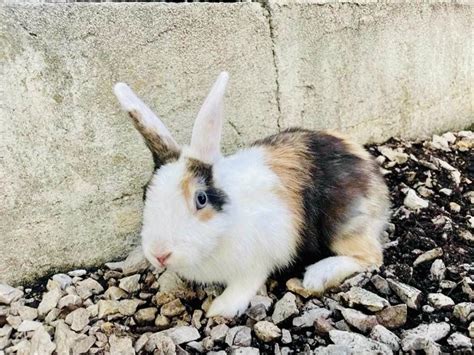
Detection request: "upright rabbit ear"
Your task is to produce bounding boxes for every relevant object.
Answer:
[190,72,229,164]
[114,83,180,168]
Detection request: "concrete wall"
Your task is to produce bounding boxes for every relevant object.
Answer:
[1,2,472,285]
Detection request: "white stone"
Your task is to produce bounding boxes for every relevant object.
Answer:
[413,248,443,266]
[341,308,378,333]
[387,279,422,309]
[159,326,200,345]
[447,332,471,349]
[105,246,150,276]
[401,322,450,351]
[119,274,141,293]
[30,326,56,355]
[65,307,90,331]
[76,278,104,299]
[254,321,281,342]
[430,259,446,281]
[272,292,298,324]
[17,320,42,332]
[404,189,429,210]
[378,146,408,164]
[427,293,455,310]
[370,325,400,351]
[109,334,135,355]
[342,287,389,312]
[0,284,23,305]
[52,274,73,289]
[292,308,331,328]
[329,330,392,354]
[210,324,229,342]
[38,287,63,316]
[225,326,252,347]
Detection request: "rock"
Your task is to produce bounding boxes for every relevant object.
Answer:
[375,304,407,329]
[119,299,143,316]
[249,295,273,311]
[210,324,229,342]
[0,324,13,348]
[55,320,95,354]
[329,330,392,354]
[97,300,120,319]
[230,348,260,355]
[281,329,292,344]
[155,314,171,329]
[246,304,267,321]
[104,286,127,300]
[422,305,435,313]
[387,279,422,309]
[453,302,473,323]
[370,275,391,295]
[135,307,157,324]
[57,294,82,309]
[447,332,471,349]
[6,314,21,328]
[157,271,186,293]
[378,146,408,164]
[430,259,446,281]
[65,307,89,331]
[159,326,200,345]
[340,308,378,333]
[401,322,450,352]
[254,321,281,342]
[286,278,319,298]
[0,284,24,305]
[469,321,474,338]
[17,319,42,332]
[44,308,61,324]
[52,274,73,290]
[6,339,31,355]
[292,308,331,328]
[272,292,298,324]
[413,248,443,266]
[427,293,455,309]
[109,334,135,355]
[145,333,175,353]
[430,134,451,151]
[76,278,104,299]
[314,316,335,335]
[135,333,150,352]
[342,287,389,312]
[459,229,474,243]
[440,188,453,196]
[17,305,38,321]
[313,345,352,354]
[119,274,141,293]
[370,325,400,351]
[105,246,150,276]
[449,202,461,213]
[30,325,56,355]
[225,326,252,347]
[403,189,429,210]
[38,287,63,317]
[87,304,98,318]
[68,269,87,277]
[161,299,186,317]
[417,186,434,198]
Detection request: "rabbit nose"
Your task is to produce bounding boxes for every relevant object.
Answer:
[156,252,172,266]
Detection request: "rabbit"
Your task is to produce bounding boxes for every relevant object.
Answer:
[113,72,390,318]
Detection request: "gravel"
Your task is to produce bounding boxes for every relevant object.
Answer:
[0,131,472,354]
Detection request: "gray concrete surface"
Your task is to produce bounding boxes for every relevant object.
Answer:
[1,2,472,285]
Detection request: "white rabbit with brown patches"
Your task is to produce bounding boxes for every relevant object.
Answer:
[113,72,390,318]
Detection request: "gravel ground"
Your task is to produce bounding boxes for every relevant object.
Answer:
[1,131,473,355]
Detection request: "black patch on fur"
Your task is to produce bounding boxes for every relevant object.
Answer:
[257,128,374,277]
[187,159,228,211]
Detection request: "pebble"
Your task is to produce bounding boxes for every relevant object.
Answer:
[430,259,446,281]
[135,307,158,324]
[378,146,408,164]
[447,332,472,349]
[104,286,127,300]
[245,304,267,321]
[210,324,229,342]
[401,322,450,351]
[375,304,407,329]
[105,246,150,275]
[387,279,422,309]
[230,347,259,355]
[65,308,89,331]
[119,274,141,293]
[67,269,87,277]
[55,320,95,354]
[158,325,200,345]
[313,344,352,354]
[254,321,281,342]
[38,287,63,317]
[0,284,24,305]
[427,293,455,309]
[17,320,42,332]
[30,325,55,355]
[453,302,473,323]
[157,270,186,293]
[17,305,38,321]
[370,275,391,295]
[342,287,389,312]
[281,329,292,344]
[403,189,429,210]
[370,324,400,351]
[340,308,378,333]
[225,326,252,347]
[155,314,171,329]
[52,274,73,289]
[76,278,104,299]
[292,308,331,328]
[449,202,461,213]
[109,334,135,355]
[329,329,392,354]
[413,248,443,266]
[161,298,186,317]
[469,322,474,338]
[272,292,298,324]
[57,294,82,309]
[249,295,273,310]
[145,333,175,352]
[459,229,474,243]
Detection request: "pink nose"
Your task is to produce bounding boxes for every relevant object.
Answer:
[156,252,172,266]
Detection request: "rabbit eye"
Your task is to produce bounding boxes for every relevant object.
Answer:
[195,191,208,210]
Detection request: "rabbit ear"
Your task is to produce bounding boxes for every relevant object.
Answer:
[190,72,229,164]
[114,83,180,167]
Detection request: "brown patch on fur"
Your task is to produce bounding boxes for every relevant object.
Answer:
[129,110,179,164]
[331,233,383,266]
[324,129,372,161]
[197,207,217,222]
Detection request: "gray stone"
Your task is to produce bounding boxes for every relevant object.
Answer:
[38,287,63,317]
[134,333,150,352]
[329,330,392,354]
[157,271,187,294]
[313,345,352,355]
[447,332,472,349]
[430,259,446,281]
[245,304,267,321]
[341,308,378,333]
[105,246,150,276]
[65,307,89,332]
[159,326,200,345]
[68,270,87,277]
[249,295,273,311]
[210,324,229,342]
[58,294,82,309]
[272,292,298,324]
[292,308,331,328]
[54,320,95,355]
[52,274,73,290]
[109,334,135,355]
[281,329,291,344]
[387,279,423,309]
[0,284,23,305]
[370,275,391,295]
[76,278,104,300]
[453,302,474,323]
[104,286,128,301]
[17,305,38,321]
[375,304,407,329]
[370,325,400,351]
[413,248,443,266]
[225,326,252,347]
[253,321,281,342]
[97,300,120,319]
[342,287,389,312]
[378,147,409,164]
[119,274,141,293]
[17,320,42,332]
[427,293,455,310]
[30,326,56,355]
[401,322,450,351]
[135,307,157,324]
[161,299,186,317]
[230,348,260,355]
[119,299,143,316]
[145,333,175,353]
